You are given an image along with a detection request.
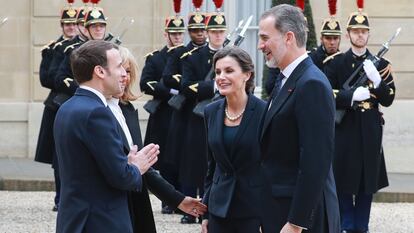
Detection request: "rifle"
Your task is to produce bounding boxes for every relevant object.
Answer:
[222,19,244,47]
[335,27,401,124]
[192,15,254,117]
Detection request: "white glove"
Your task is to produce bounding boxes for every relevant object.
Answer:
[169,88,179,95]
[352,86,371,103]
[363,60,381,88]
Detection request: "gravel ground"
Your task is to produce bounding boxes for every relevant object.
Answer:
[0,191,413,233]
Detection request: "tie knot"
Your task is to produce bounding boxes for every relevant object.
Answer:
[276,72,285,82]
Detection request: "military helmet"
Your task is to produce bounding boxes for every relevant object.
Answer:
[60,0,78,24]
[165,0,185,33]
[347,11,369,30]
[76,0,90,24]
[165,16,186,33]
[188,13,206,29]
[321,17,342,36]
[188,0,206,29]
[84,0,107,27]
[206,0,226,31]
[347,0,369,30]
[320,0,341,36]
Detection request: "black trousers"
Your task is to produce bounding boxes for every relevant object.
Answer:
[209,214,262,233]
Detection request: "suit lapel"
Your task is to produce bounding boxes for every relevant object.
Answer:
[230,95,255,157]
[261,58,313,139]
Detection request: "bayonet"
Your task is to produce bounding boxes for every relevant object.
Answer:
[233,15,253,46]
[223,19,244,47]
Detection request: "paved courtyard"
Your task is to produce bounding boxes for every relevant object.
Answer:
[0,191,413,233]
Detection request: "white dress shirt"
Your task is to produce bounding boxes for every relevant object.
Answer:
[107,98,134,149]
[280,53,309,87]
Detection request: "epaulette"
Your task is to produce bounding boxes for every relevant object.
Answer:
[64,42,81,53]
[322,51,342,64]
[180,47,199,59]
[144,49,159,58]
[167,44,184,53]
[41,40,56,51]
[52,38,69,49]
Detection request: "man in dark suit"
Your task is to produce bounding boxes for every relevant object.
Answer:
[53,40,160,233]
[258,5,340,233]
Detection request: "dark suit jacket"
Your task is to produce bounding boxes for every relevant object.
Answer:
[119,102,185,233]
[54,88,142,233]
[260,57,340,233]
[203,94,267,219]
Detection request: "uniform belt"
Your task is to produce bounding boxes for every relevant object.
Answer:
[357,101,377,112]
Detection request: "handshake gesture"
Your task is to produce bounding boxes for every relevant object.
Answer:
[128,143,160,175]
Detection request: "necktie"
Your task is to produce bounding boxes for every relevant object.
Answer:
[271,72,285,100]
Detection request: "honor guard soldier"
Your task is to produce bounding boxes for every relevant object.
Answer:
[325,0,396,232]
[309,0,342,70]
[34,0,78,212]
[139,0,186,215]
[47,0,90,94]
[54,0,107,104]
[179,0,227,224]
[160,0,208,215]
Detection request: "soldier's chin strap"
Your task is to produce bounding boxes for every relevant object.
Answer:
[77,24,88,40]
[167,33,174,47]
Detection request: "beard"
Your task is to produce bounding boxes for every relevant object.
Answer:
[266,56,278,68]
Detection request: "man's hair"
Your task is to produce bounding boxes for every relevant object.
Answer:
[213,46,255,93]
[70,40,118,84]
[260,4,307,48]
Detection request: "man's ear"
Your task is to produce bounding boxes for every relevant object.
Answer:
[285,31,295,45]
[94,66,105,79]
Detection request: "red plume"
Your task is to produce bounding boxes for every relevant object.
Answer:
[296,0,305,11]
[67,0,75,3]
[213,0,223,9]
[90,0,100,4]
[82,0,89,3]
[328,0,337,15]
[173,0,181,14]
[357,0,364,9]
[192,0,203,9]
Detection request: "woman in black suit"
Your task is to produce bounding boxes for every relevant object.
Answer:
[201,46,267,233]
[107,47,206,233]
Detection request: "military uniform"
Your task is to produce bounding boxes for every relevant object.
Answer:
[326,49,395,194]
[325,5,396,232]
[309,8,342,71]
[309,45,340,71]
[179,45,216,197]
[140,46,173,170]
[34,2,78,211]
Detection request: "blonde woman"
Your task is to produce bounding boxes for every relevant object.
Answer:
[108,46,206,233]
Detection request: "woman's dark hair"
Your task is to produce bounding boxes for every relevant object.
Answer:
[70,40,118,84]
[213,46,255,93]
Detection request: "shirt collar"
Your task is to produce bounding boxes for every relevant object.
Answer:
[107,97,120,107]
[281,53,308,79]
[79,85,108,107]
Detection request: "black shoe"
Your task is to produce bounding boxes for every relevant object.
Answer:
[180,215,196,224]
[52,204,58,212]
[161,206,174,214]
